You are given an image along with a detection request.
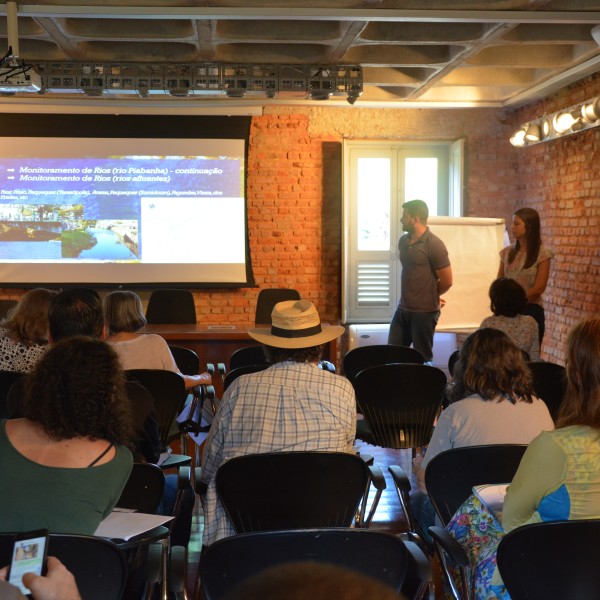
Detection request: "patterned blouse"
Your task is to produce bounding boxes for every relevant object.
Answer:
[0,327,48,372]
[480,314,540,361]
[499,244,554,307]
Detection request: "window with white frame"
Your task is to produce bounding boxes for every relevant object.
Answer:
[342,140,464,323]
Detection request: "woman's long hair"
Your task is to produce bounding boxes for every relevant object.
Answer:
[3,288,57,346]
[508,207,542,269]
[557,318,600,430]
[448,328,533,404]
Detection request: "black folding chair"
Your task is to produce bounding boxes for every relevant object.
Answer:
[215,451,385,533]
[145,289,196,324]
[198,528,431,600]
[343,344,425,385]
[354,363,446,452]
[254,288,300,325]
[527,360,567,422]
[424,444,528,600]
[497,519,600,600]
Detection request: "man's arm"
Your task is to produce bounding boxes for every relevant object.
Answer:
[436,265,453,296]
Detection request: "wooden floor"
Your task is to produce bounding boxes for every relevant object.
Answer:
[183,441,439,598]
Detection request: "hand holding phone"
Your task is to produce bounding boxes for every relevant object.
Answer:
[7,530,49,597]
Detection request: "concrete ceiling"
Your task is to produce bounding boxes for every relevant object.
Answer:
[2,1,600,109]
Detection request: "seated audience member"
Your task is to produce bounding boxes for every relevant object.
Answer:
[480,277,540,361]
[0,556,81,600]
[0,289,57,372]
[0,337,133,534]
[411,327,554,540]
[446,317,600,598]
[223,561,404,600]
[7,288,161,461]
[201,299,355,547]
[104,290,197,547]
[104,290,211,389]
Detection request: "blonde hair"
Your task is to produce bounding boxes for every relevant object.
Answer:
[3,288,58,346]
[103,290,147,335]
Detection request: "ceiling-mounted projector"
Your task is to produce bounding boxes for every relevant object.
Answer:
[0,64,42,93]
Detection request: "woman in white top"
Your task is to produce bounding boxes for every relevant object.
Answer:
[104,290,211,389]
[410,327,554,541]
[498,207,553,344]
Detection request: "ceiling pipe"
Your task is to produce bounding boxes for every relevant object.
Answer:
[6,2,19,59]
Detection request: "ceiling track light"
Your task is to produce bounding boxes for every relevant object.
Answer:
[510,96,600,147]
[0,61,363,102]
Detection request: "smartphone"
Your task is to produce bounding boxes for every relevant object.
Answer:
[7,529,49,596]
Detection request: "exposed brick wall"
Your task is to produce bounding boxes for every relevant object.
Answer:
[509,72,600,363]
[4,78,597,366]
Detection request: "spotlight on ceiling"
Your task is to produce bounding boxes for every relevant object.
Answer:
[524,123,541,142]
[509,128,527,147]
[581,97,600,122]
[511,95,600,147]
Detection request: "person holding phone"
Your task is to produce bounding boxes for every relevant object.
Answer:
[0,556,81,600]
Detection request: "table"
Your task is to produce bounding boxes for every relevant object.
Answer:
[140,323,338,370]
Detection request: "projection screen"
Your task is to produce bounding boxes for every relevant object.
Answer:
[0,116,253,287]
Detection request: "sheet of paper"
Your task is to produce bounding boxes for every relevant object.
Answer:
[473,483,508,521]
[94,511,174,541]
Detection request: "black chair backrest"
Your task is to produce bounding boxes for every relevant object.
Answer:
[229,345,268,370]
[199,529,417,600]
[527,361,567,422]
[216,452,370,532]
[0,370,25,419]
[425,444,528,526]
[497,519,600,600]
[353,363,446,449]
[0,533,127,600]
[223,364,269,391]
[254,288,301,325]
[145,289,197,324]
[343,344,425,385]
[169,345,200,375]
[117,463,165,514]
[125,369,187,446]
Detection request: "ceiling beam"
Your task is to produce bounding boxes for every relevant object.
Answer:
[1,6,600,25]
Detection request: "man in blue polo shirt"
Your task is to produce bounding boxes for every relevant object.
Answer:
[388,199,452,363]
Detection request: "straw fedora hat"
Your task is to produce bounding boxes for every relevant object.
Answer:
[248,299,344,349]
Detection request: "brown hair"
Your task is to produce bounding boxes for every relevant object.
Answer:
[448,328,533,404]
[104,290,147,335]
[402,199,429,223]
[262,344,323,365]
[3,288,58,346]
[224,561,404,600]
[489,277,528,317]
[508,207,542,269]
[557,318,600,430]
[23,336,134,446]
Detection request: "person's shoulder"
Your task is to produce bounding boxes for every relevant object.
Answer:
[537,244,554,262]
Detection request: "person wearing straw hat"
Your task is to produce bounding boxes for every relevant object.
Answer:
[200,299,356,547]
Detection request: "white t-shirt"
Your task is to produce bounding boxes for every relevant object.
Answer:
[108,334,179,373]
[422,394,555,469]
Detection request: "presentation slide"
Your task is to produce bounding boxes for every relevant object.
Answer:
[0,137,248,285]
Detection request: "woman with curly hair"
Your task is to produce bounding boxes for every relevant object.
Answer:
[0,288,57,372]
[410,328,554,544]
[0,337,133,534]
